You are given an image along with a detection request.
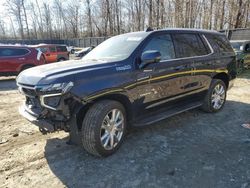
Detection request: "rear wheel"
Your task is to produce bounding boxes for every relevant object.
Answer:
[201,79,227,113]
[58,58,66,62]
[81,100,127,157]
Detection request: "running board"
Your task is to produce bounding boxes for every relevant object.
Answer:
[133,102,202,127]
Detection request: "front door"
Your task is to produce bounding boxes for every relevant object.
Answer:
[136,33,194,111]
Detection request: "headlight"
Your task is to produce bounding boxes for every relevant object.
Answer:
[40,82,74,94]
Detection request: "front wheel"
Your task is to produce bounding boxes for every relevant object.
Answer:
[201,79,227,113]
[81,100,127,157]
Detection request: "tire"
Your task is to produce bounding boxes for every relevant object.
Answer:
[201,79,227,113]
[58,58,65,62]
[81,100,127,157]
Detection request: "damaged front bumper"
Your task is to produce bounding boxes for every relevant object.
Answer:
[17,83,76,134]
[19,103,56,133]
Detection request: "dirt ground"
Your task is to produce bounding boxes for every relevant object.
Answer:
[0,71,250,188]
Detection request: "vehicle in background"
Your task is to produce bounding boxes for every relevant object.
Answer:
[74,46,95,58]
[34,44,69,63]
[0,45,46,76]
[66,46,75,54]
[230,40,250,70]
[66,46,84,54]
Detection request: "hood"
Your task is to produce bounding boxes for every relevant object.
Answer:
[17,59,117,86]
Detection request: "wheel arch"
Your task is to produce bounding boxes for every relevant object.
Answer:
[75,93,133,131]
[213,72,229,88]
[18,64,35,72]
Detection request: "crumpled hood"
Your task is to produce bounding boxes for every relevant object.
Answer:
[17,59,116,86]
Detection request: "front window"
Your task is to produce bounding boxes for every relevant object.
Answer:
[143,34,175,61]
[83,33,147,62]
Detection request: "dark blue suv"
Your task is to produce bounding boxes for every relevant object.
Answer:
[17,29,236,157]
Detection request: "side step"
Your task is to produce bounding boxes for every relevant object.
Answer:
[133,101,202,127]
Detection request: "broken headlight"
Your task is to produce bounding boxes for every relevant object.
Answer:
[40,82,74,94]
[39,82,74,110]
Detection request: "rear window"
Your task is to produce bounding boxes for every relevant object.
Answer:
[56,46,67,52]
[0,48,30,57]
[205,34,233,54]
[172,33,208,58]
[49,47,56,52]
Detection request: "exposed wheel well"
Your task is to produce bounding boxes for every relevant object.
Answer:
[19,64,35,72]
[213,73,229,88]
[76,94,132,131]
[58,57,66,61]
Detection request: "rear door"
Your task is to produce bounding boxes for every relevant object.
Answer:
[44,46,57,63]
[171,33,210,96]
[0,48,30,73]
[56,46,69,60]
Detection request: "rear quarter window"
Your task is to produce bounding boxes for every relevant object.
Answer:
[56,46,67,52]
[172,33,208,58]
[205,34,233,54]
[0,48,30,57]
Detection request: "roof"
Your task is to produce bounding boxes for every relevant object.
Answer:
[125,28,223,37]
[155,28,223,35]
[0,44,32,48]
[30,44,67,48]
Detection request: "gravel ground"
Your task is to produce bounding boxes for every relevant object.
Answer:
[0,71,250,188]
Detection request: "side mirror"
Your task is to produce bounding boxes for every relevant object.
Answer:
[140,50,161,69]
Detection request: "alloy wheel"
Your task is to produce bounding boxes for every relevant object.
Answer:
[100,109,124,150]
[211,83,226,110]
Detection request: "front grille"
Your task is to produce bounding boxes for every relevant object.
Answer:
[22,88,37,97]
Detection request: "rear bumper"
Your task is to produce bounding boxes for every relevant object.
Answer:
[19,104,55,133]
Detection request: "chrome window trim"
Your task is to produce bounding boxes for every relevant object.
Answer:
[0,47,31,58]
[158,34,215,63]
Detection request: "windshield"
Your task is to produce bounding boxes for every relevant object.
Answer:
[230,42,243,51]
[82,33,146,62]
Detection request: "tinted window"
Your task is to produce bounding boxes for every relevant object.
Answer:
[38,47,48,53]
[172,34,208,58]
[143,34,175,60]
[56,46,67,52]
[0,48,29,57]
[49,47,56,52]
[205,34,233,53]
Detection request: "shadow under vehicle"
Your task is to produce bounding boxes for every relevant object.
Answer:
[44,100,250,187]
